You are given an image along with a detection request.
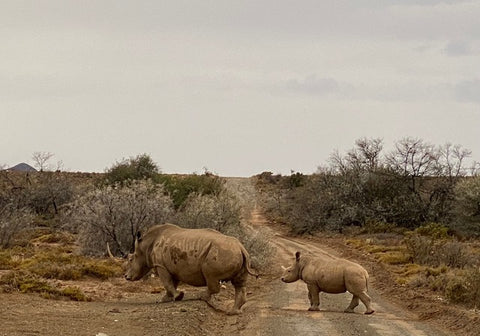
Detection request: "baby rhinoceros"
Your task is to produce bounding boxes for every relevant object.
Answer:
[281,251,375,314]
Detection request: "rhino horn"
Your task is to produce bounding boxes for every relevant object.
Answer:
[106,242,115,258]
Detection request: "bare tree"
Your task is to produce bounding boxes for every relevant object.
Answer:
[32,152,54,172]
[385,138,438,195]
[436,143,471,179]
[329,138,384,174]
[353,137,384,171]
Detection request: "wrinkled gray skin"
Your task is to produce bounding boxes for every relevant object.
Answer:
[125,224,257,315]
[281,251,374,314]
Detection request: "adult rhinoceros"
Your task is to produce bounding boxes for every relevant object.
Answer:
[281,251,374,314]
[124,223,257,314]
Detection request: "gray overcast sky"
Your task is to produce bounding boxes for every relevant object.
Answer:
[1,1,479,176]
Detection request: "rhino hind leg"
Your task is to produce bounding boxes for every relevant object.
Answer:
[344,295,359,313]
[228,275,248,315]
[227,285,246,315]
[358,292,375,314]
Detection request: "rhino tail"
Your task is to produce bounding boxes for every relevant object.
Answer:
[365,272,370,292]
[240,245,259,279]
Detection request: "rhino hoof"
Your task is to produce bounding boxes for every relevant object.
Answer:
[364,310,375,315]
[175,292,184,301]
[227,309,242,315]
[308,307,320,311]
[159,295,174,303]
[344,308,355,314]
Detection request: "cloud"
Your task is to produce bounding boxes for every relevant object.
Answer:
[390,0,471,5]
[455,79,480,103]
[444,40,471,56]
[286,75,341,96]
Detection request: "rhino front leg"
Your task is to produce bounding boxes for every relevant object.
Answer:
[306,284,320,311]
[155,267,184,302]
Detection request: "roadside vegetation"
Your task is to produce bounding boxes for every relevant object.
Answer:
[255,137,480,308]
[0,153,273,300]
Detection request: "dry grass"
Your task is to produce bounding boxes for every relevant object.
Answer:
[345,228,480,308]
[0,270,90,301]
[0,231,123,301]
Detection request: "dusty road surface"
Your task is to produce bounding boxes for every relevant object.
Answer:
[0,190,462,336]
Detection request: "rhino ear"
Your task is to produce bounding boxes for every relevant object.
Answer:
[295,251,301,261]
[134,231,142,252]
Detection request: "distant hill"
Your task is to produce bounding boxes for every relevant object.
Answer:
[7,163,37,172]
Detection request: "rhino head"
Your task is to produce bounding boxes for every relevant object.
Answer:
[281,251,302,283]
[124,231,151,281]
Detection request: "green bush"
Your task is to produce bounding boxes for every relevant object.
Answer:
[445,278,469,304]
[362,220,399,234]
[158,173,224,209]
[103,154,160,186]
[414,223,450,240]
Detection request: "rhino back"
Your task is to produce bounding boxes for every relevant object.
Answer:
[151,226,244,286]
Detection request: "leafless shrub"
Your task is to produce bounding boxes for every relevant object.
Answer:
[437,267,480,307]
[27,172,75,216]
[405,233,471,268]
[67,180,173,256]
[224,178,257,218]
[404,234,434,265]
[175,191,241,232]
[442,241,471,268]
[0,205,34,248]
[228,224,276,271]
[450,176,480,237]
[463,267,480,308]
[413,266,480,307]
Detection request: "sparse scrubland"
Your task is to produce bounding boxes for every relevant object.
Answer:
[0,154,272,300]
[1,138,479,322]
[255,137,480,309]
